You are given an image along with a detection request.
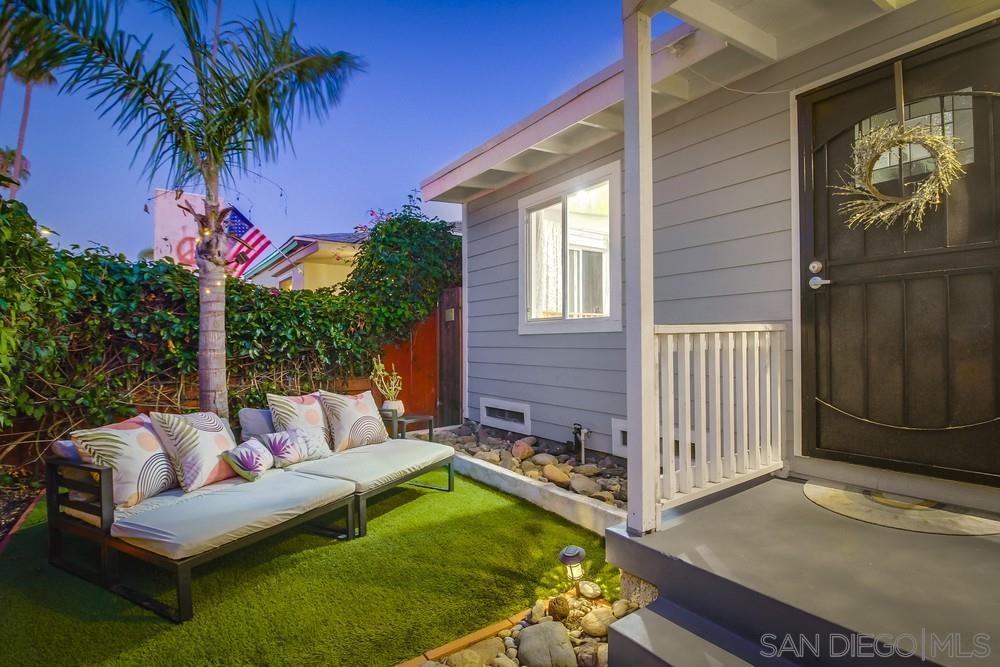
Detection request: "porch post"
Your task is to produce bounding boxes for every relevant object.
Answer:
[623,2,659,535]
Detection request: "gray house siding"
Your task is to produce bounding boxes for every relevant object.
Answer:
[463,2,999,454]
[466,139,627,451]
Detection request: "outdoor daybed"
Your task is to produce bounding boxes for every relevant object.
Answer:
[239,408,455,536]
[46,408,453,623]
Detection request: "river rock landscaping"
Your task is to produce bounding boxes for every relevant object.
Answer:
[416,425,628,510]
[423,590,639,667]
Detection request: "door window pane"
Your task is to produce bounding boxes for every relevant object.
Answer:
[528,200,563,320]
[857,93,975,185]
[567,181,610,318]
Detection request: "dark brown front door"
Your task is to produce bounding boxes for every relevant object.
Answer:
[799,22,1000,486]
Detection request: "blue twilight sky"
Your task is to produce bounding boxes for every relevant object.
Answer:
[4,1,680,258]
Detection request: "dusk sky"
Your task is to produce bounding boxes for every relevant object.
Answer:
[5,1,680,259]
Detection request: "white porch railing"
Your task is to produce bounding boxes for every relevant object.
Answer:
[654,323,785,512]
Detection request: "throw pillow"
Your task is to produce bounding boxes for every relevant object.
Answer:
[70,415,178,508]
[253,428,331,467]
[149,412,238,492]
[266,392,329,443]
[254,430,307,468]
[318,390,389,452]
[221,439,275,481]
[295,426,334,460]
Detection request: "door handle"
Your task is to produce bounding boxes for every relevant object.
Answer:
[808,276,832,290]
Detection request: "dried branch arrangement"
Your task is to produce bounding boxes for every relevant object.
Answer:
[834,123,964,231]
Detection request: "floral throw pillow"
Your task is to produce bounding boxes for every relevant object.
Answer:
[253,428,331,467]
[295,426,334,460]
[254,431,306,468]
[150,412,238,492]
[221,440,274,481]
[266,392,329,443]
[71,415,178,508]
[318,390,389,452]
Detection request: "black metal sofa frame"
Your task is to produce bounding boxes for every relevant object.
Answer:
[46,458,354,623]
[46,453,454,622]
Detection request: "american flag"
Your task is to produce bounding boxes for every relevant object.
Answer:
[224,207,272,278]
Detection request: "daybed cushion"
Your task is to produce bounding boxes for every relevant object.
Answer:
[109,470,354,559]
[238,408,275,440]
[290,439,453,493]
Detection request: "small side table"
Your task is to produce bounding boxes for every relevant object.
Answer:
[380,410,435,442]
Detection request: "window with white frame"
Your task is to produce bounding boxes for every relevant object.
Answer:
[518,162,621,334]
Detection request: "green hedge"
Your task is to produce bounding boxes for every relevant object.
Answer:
[0,196,460,461]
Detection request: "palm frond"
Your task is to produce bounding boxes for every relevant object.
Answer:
[145,0,211,90]
[19,0,198,183]
[0,146,30,180]
[204,9,363,180]
[18,1,361,191]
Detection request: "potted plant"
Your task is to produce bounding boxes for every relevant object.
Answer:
[371,356,404,416]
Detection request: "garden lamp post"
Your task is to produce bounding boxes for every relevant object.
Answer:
[559,545,586,594]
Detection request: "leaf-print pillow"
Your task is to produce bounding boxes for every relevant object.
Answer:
[297,426,334,460]
[255,430,307,468]
[266,392,329,444]
[71,415,178,508]
[318,390,389,452]
[221,440,274,481]
[150,412,238,492]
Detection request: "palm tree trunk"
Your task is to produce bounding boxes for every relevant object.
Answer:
[196,170,229,418]
[0,62,8,116]
[0,8,13,116]
[9,81,32,198]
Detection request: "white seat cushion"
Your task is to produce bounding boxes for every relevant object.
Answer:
[109,469,354,559]
[290,439,453,493]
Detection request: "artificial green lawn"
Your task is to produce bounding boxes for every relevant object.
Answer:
[0,470,617,666]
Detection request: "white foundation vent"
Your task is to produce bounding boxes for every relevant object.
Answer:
[479,397,532,433]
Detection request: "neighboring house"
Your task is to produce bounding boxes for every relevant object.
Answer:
[245,232,366,290]
[424,1,1000,663]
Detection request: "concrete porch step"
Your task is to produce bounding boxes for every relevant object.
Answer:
[609,598,768,666]
[606,477,995,665]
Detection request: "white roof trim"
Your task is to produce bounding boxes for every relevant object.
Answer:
[423,0,918,204]
[421,23,721,202]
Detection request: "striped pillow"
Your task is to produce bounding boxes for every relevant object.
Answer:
[318,390,389,452]
[149,412,238,492]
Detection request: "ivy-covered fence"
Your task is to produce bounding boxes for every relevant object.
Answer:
[0,196,461,465]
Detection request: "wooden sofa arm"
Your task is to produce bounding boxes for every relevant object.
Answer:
[46,457,114,532]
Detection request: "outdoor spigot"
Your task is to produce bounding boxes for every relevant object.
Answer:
[572,423,591,464]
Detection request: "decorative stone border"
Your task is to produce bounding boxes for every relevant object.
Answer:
[397,608,531,667]
[400,588,636,667]
[0,492,41,558]
[452,453,625,535]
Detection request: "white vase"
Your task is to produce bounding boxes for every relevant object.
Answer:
[382,399,405,416]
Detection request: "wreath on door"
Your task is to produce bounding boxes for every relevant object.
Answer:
[833,122,964,231]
